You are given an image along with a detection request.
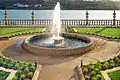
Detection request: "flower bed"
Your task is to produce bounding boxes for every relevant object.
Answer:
[80,54,120,80]
[0,54,37,80]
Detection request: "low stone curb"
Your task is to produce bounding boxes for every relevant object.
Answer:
[101,67,120,80]
[76,65,85,80]
[0,67,17,80]
[32,64,42,80]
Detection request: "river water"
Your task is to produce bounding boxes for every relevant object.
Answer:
[0,10,120,20]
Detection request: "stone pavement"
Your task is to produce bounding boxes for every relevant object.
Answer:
[0,35,120,80]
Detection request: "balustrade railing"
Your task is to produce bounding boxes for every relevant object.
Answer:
[0,19,120,26]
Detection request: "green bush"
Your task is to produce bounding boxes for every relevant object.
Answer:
[24,67,29,73]
[114,57,119,64]
[12,75,18,80]
[28,72,33,79]
[89,65,95,71]
[30,65,36,72]
[102,63,108,70]
[94,68,100,73]
[96,62,102,70]
[16,70,22,75]
[83,67,88,74]
[91,71,96,77]
[91,76,97,80]
[97,74,103,80]
[85,75,90,80]
[109,59,114,63]
[20,74,26,80]
[109,63,115,68]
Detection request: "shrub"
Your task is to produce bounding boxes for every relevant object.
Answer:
[94,68,100,73]
[89,65,95,71]
[16,70,22,76]
[102,63,108,70]
[15,63,20,69]
[30,65,36,72]
[96,62,102,70]
[20,74,26,80]
[85,75,90,80]
[109,63,115,68]
[109,59,114,63]
[83,67,88,74]
[28,72,33,79]
[91,76,97,80]
[12,75,18,80]
[97,74,103,80]
[91,71,96,77]
[24,67,29,73]
[114,57,119,64]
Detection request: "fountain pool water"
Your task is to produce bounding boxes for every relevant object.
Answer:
[21,2,93,56]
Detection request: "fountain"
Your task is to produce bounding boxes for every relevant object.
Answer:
[51,2,64,46]
[22,2,93,56]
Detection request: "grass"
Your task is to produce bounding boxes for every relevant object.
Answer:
[0,28,46,36]
[71,27,104,34]
[108,70,120,80]
[70,27,120,38]
[0,70,10,80]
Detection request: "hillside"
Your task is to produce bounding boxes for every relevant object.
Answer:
[0,0,120,10]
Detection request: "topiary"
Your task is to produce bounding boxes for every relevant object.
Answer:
[94,68,100,74]
[102,63,108,70]
[96,62,102,70]
[91,76,97,80]
[109,59,114,63]
[24,67,29,73]
[116,60,120,66]
[12,75,18,80]
[15,63,20,69]
[91,71,96,77]
[97,74,103,80]
[109,63,115,68]
[28,72,33,79]
[114,57,119,64]
[83,67,88,74]
[85,75,90,80]
[16,70,22,78]
[20,74,26,80]
[30,65,36,72]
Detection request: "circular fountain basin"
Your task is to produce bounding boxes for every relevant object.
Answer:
[22,33,93,56]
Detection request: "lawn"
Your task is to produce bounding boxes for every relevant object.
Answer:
[70,28,120,38]
[0,70,10,80]
[0,28,46,36]
[108,70,120,80]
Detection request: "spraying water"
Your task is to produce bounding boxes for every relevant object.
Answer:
[52,2,61,37]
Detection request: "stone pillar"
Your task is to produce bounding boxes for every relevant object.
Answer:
[113,10,116,25]
[31,11,34,25]
[86,11,89,25]
[4,10,8,25]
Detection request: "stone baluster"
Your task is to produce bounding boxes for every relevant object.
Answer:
[4,10,8,25]
[113,10,116,25]
[31,11,34,25]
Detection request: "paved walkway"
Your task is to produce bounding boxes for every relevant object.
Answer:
[0,35,120,80]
